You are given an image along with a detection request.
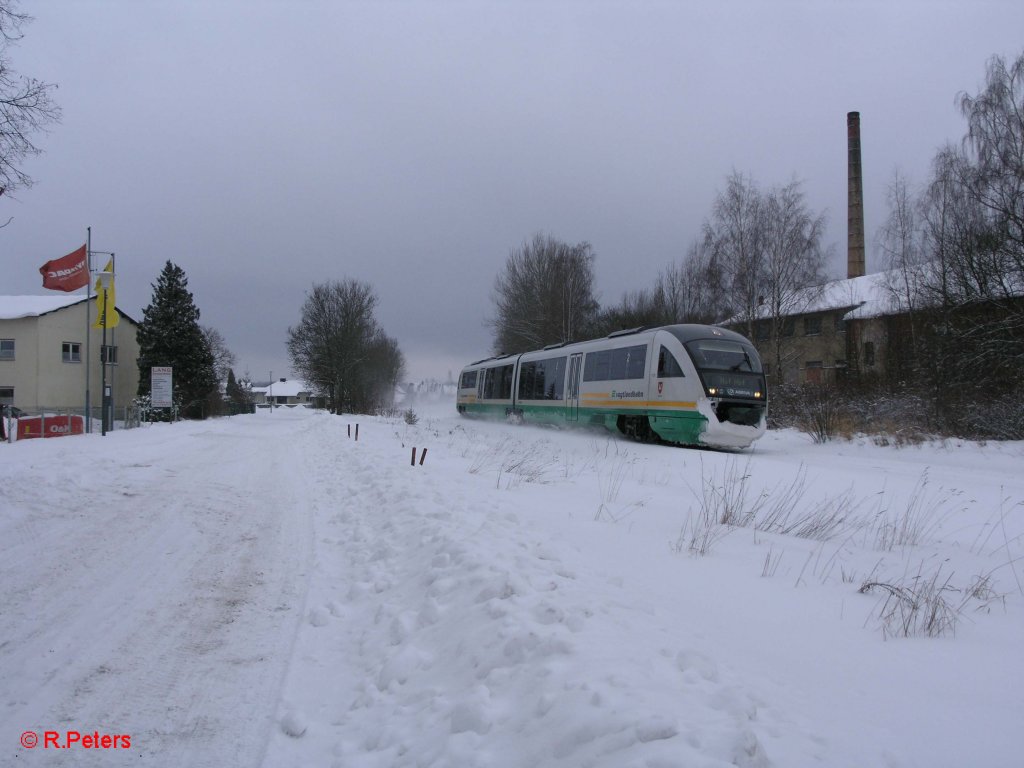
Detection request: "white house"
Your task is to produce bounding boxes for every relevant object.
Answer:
[251,378,316,407]
[0,295,141,416]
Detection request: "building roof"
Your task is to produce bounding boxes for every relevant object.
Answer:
[0,295,139,324]
[726,271,906,325]
[254,378,313,397]
[728,260,1024,329]
[0,295,87,319]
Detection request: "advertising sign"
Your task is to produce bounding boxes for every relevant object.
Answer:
[151,366,173,408]
[18,415,85,440]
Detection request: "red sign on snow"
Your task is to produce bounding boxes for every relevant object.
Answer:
[18,415,85,440]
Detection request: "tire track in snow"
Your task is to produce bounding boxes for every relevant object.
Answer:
[0,414,318,767]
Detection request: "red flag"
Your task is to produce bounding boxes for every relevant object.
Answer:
[39,244,89,292]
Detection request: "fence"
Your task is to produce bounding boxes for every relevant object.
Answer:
[2,405,143,442]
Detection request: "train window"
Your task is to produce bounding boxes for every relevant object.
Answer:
[584,350,610,382]
[460,370,478,389]
[584,345,646,382]
[685,339,763,373]
[625,345,646,378]
[657,346,685,378]
[519,357,567,399]
[545,357,567,399]
[484,364,514,399]
[519,363,536,399]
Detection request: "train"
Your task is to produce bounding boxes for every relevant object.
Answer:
[456,324,767,449]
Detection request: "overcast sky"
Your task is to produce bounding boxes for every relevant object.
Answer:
[3,0,1022,383]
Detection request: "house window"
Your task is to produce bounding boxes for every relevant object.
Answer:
[834,315,845,333]
[805,360,823,384]
[755,322,770,341]
[804,316,822,336]
[101,345,118,365]
[62,342,81,363]
[863,341,875,367]
[781,318,795,337]
[0,386,12,406]
[0,339,13,360]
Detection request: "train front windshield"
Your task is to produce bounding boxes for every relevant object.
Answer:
[684,339,765,400]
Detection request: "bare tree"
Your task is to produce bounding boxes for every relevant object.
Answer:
[760,179,830,383]
[958,51,1024,268]
[0,0,61,197]
[889,50,1024,435]
[489,233,599,354]
[287,279,404,413]
[702,173,828,382]
[703,171,767,340]
[201,326,237,384]
[595,242,723,335]
[675,238,730,324]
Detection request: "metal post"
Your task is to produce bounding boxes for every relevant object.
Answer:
[85,227,92,433]
[101,285,108,436]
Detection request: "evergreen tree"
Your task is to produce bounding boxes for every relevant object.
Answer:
[225,368,251,413]
[136,261,218,418]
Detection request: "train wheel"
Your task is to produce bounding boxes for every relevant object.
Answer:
[618,415,653,442]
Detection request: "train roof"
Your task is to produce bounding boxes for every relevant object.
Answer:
[461,325,757,370]
[659,324,755,346]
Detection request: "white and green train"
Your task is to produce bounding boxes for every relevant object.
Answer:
[456,324,767,449]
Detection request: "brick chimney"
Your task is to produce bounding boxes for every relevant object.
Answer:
[847,111,866,279]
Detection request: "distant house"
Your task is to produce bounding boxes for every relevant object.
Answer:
[730,266,1024,387]
[732,272,902,385]
[251,378,318,407]
[0,295,141,415]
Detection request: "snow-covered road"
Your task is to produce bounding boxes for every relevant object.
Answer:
[2,415,318,766]
[2,405,1023,767]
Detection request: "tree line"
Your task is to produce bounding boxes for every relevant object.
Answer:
[858,50,1024,437]
[489,172,831,364]
[134,268,406,419]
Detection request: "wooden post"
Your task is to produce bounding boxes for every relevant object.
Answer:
[347,424,351,438]
[419,448,427,466]
[411,447,416,466]
[355,424,359,441]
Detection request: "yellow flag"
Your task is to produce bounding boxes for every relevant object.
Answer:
[92,259,120,329]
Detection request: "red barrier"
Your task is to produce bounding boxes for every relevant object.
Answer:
[18,415,85,440]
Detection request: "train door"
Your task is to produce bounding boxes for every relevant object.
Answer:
[566,353,583,421]
[651,331,687,403]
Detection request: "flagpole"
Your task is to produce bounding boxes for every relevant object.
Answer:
[110,253,116,431]
[85,226,92,433]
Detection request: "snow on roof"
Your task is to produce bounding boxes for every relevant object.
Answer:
[255,379,313,397]
[727,271,906,325]
[0,294,139,324]
[0,294,87,320]
[734,262,1024,326]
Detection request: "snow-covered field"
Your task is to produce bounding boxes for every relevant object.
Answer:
[2,404,1022,767]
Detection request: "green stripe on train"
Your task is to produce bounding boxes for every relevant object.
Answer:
[459,402,708,445]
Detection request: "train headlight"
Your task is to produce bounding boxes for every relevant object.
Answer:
[754,391,762,399]
[708,387,718,396]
